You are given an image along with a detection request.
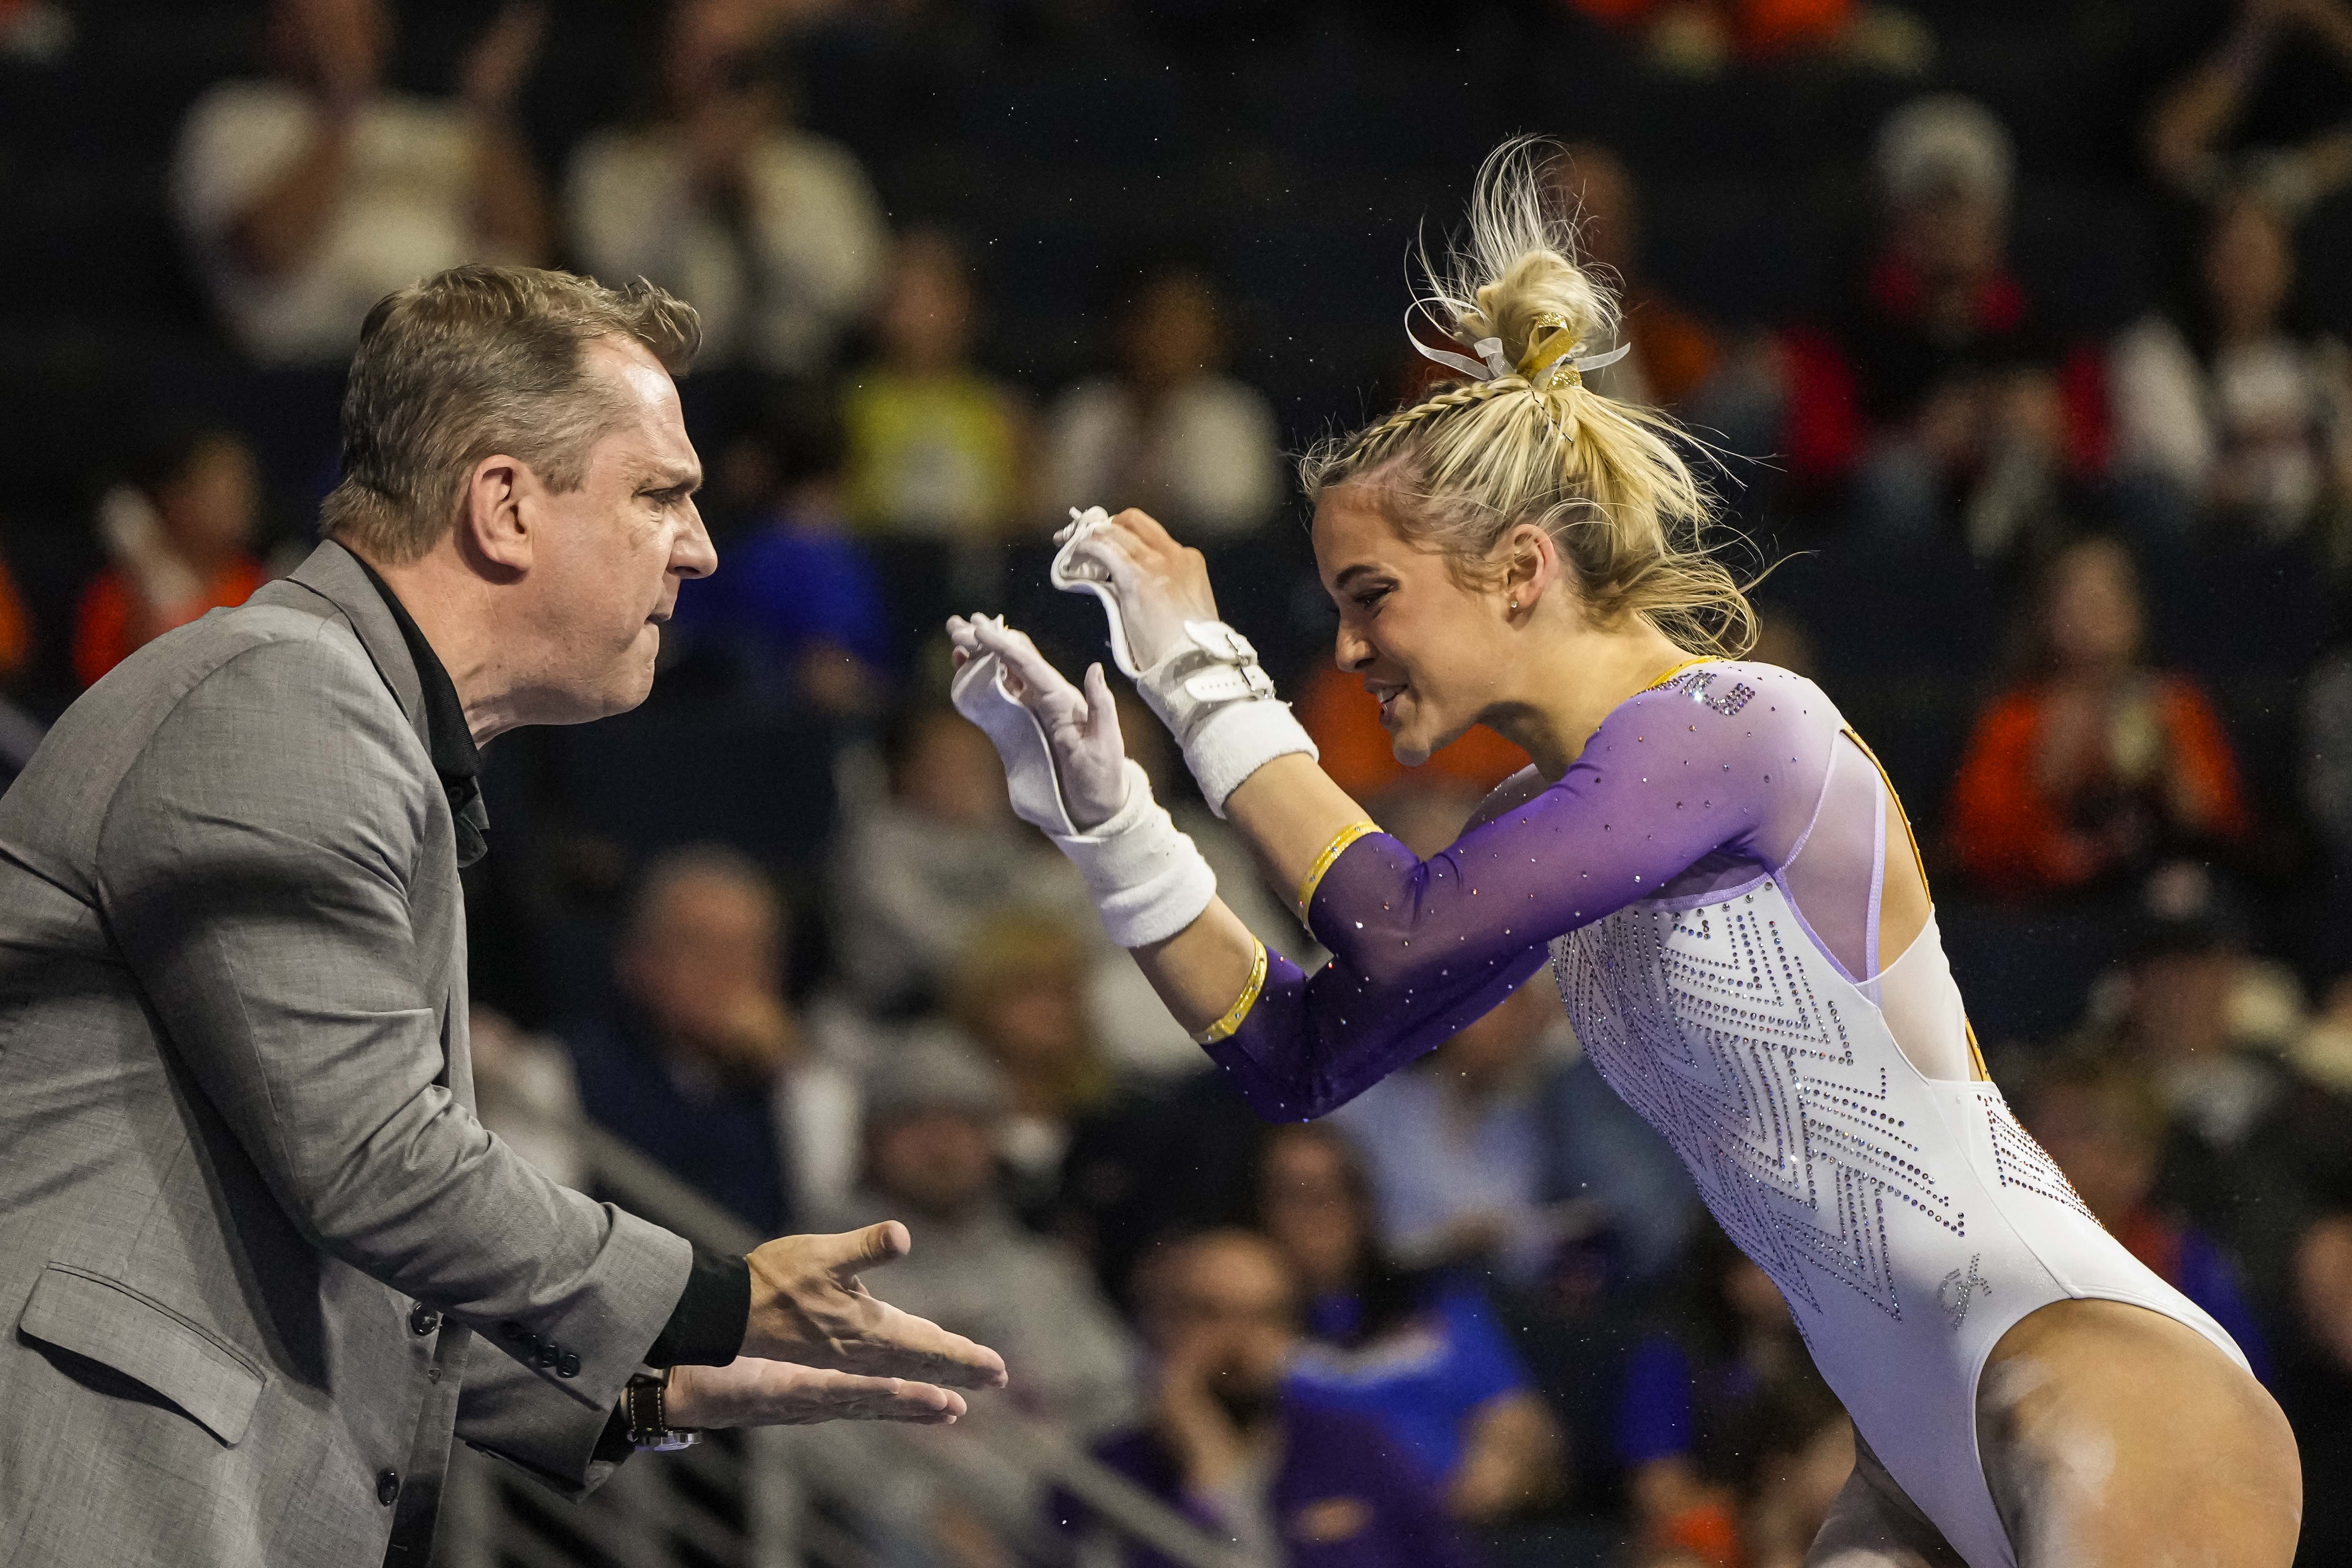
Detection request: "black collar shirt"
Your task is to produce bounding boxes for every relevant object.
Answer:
[352,558,490,869]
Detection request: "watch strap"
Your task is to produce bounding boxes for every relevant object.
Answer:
[625,1369,701,1452]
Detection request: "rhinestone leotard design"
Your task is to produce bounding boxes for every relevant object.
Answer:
[1200,661,2249,1568]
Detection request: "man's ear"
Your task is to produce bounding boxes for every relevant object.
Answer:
[459,455,533,577]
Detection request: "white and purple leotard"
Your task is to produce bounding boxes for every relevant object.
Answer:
[1204,659,2247,1568]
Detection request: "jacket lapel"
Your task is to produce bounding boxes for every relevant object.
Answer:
[277,540,431,755]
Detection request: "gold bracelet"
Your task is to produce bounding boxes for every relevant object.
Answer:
[1294,819,1381,928]
[1193,940,1269,1045]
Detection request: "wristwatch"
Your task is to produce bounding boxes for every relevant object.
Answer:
[624,1370,700,1452]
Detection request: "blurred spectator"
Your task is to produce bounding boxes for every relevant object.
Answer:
[171,0,550,366]
[2145,0,2352,209]
[1062,1230,1484,1568]
[1617,1230,1838,1568]
[1336,978,1701,1291]
[2109,189,2352,544]
[74,428,269,688]
[830,701,1086,1012]
[2301,628,2352,984]
[1780,96,2088,557]
[1556,0,1930,76]
[842,1035,1135,1440]
[842,230,1030,539]
[1732,1386,1854,1568]
[564,845,861,1232]
[0,549,36,698]
[2080,863,2352,1321]
[671,388,892,711]
[567,3,886,377]
[1055,1067,1277,1313]
[2013,1048,2271,1380]
[465,1006,589,1189]
[1948,537,2249,899]
[2281,1210,2352,1561]
[1257,1123,1568,1527]
[803,1036,1137,1568]
[1040,265,1284,540]
[1543,143,1720,410]
[936,909,1119,1225]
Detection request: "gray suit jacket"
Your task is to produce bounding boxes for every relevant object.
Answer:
[0,542,693,1566]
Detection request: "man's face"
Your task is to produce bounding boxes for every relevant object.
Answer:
[620,871,781,1045]
[869,1110,999,1222]
[520,337,716,723]
[1151,1236,1298,1405]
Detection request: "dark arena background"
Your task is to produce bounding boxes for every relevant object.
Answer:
[4,0,2351,1563]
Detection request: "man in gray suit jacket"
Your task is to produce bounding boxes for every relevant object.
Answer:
[0,265,1007,1568]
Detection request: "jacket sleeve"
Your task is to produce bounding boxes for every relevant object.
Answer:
[455,1340,631,1500]
[94,635,693,1423]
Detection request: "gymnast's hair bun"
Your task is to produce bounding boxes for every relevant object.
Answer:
[1301,137,1754,660]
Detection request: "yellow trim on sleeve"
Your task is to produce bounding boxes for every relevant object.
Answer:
[1295,818,1381,926]
[1642,655,1719,692]
[1194,939,1269,1045]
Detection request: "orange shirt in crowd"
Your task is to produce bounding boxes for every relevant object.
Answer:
[1946,674,2250,899]
[0,552,31,685]
[73,557,267,689]
[1295,663,1532,801]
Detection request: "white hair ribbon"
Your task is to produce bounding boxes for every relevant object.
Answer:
[1403,303,1513,381]
[1403,301,1633,387]
[1555,340,1632,384]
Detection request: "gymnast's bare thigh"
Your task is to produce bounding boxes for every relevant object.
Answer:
[1811,1298,2300,1568]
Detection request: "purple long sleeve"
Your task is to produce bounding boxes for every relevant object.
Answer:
[1202,664,1835,1120]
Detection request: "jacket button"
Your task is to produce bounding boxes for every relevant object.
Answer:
[557,1351,582,1379]
[377,1470,401,1506]
[499,1320,530,1344]
[409,1305,441,1336]
[535,1342,560,1369]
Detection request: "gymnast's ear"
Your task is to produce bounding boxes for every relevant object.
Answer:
[1498,521,1560,614]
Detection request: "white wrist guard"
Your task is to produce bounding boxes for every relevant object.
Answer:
[949,647,1214,947]
[1051,508,1315,818]
[1047,759,1217,949]
[1134,621,1317,819]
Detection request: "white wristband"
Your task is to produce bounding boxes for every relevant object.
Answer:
[1184,699,1318,818]
[1047,761,1217,948]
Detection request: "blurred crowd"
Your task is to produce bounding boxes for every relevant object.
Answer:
[5,0,2352,1563]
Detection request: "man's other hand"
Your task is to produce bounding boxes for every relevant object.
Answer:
[742,1222,1009,1391]
[666,1357,968,1428]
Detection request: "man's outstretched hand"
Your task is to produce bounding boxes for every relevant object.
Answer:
[742,1222,1008,1391]
[666,1357,968,1429]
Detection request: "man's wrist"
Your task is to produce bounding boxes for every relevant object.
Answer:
[644,1246,750,1368]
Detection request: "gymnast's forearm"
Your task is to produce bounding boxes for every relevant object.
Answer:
[1219,750,1379,909]
[1129,895,1265,1038]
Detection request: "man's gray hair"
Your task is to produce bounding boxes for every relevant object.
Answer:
[320,264,701,563]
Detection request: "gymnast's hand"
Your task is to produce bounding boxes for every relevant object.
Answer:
[947,613,1130,831]
[1055,507,1224,672]
[666,1356,968,1429]
[741,1222,1009,1392]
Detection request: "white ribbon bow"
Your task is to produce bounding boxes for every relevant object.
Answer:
[1402,301,1634,387]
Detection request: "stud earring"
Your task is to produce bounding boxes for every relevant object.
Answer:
[1509,598,1519,611]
